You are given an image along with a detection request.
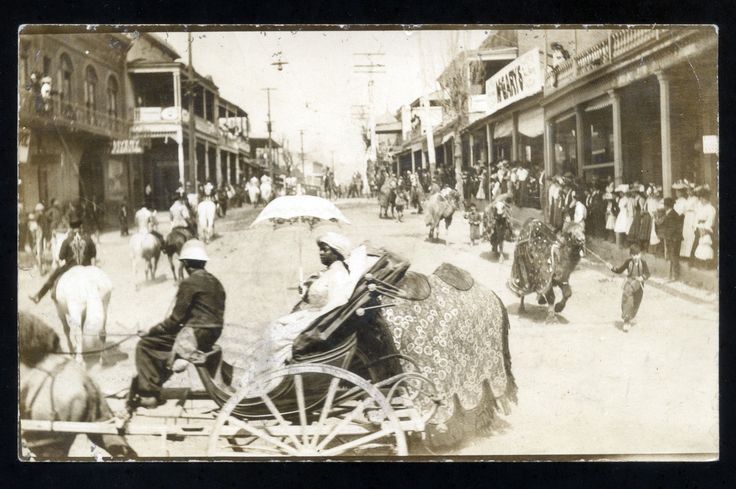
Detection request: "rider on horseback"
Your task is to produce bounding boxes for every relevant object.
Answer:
[29,219,96,304]
[170,193,195,236]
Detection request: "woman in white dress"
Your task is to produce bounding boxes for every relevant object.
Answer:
[613,185,631,246]
[679,184,699,258]
[693,188,716,266]
[233,232,361,396]
[645,186,663,250]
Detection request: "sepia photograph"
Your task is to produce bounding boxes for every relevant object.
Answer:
[17,25,718,460]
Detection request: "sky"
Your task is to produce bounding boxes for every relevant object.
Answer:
[159,29,490,183]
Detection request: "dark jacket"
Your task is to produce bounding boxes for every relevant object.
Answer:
[657,208,683,242]
[59,232,96,266]
[148,269,226,337]
[612,257,650,280]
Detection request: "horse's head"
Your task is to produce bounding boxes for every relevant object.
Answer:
[19,311,60,367]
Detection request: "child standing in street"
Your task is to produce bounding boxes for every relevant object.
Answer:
[608,244,650,332]
[464,203,483,246]
[395,190,408,222]
[119,197,129,237]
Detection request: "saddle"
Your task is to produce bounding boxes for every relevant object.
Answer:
[433,263,474,291]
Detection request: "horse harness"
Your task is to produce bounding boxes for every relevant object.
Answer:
[20,360,69,448]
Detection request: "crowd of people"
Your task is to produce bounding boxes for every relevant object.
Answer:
[541,174,717,280]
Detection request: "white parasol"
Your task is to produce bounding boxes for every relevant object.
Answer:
[250,195,351,284]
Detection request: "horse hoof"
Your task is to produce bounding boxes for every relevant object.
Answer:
[545,314,558,324]
[554,303,566,313]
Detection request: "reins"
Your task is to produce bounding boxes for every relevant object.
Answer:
[51,332,140,357]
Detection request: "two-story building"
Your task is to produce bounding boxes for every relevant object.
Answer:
[19,30,132,215]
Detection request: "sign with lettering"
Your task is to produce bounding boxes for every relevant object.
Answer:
[111,139,144,155]
[486,49,543,115]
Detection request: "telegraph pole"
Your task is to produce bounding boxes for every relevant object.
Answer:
[187,32,197,189]
[262,88,276,179]
[353,52,385,175]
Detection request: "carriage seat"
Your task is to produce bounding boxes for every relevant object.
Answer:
[292,246,410,357]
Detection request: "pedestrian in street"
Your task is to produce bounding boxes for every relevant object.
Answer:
[128,239,225,409]
[119,197,130,237]
[144,184,154,210]
[608,244,650,332]
[28,218,96,304]
[657,197,683,282]
[395,189,408,223]
[464,203,482,246]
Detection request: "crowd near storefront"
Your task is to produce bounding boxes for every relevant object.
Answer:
[378,27,717,271]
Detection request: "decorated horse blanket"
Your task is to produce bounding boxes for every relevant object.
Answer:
[508,218,559,297]
[383,274,516,447]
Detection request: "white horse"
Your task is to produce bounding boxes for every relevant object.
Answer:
[197,199,217,243]
[129,232,162,284]
[52,266,112,365]
[247,180,260,207]
[260,180,273,204]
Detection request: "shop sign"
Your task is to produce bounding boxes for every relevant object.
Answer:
[111,139,144,155]
[486,49,543,115]
[702,135,718,154]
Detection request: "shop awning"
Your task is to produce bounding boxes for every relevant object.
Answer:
[493,117,513,139]
[517,107,544,138]
[585,96,612,112]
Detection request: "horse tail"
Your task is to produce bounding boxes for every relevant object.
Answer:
[493,291,518,404]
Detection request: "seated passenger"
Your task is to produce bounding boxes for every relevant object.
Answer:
[232,232,357,395]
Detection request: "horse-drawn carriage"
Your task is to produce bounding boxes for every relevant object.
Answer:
[21,250,516,458]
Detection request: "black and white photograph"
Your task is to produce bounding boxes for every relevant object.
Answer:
[17,25,718,460]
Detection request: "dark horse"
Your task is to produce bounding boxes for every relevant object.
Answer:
[483,201,512,262]
[508,219,586,322]
[163,223,196,281]
[19,311,137,460]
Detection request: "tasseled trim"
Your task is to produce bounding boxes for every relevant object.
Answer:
[497,292,519,404]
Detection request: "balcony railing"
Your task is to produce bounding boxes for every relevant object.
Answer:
[19,90,129,136]
[545,29,666,90]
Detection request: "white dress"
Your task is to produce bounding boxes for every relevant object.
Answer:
[645,197,662,246]
[679,196,699,257]
[614,196,631,234]
[694,202,716,261]
[605,201,616,230]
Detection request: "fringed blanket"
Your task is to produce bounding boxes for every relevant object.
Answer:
[508,219,558,296]
[382,274,517,448]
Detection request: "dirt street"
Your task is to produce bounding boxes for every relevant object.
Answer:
[18,199,718,458]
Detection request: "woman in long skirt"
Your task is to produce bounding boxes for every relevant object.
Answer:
[679,187,699,258]
[614,187,631,246]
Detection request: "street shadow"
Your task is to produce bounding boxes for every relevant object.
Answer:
[135,275,168,290]
[479,250,508,263]
[425,238,448,245]
[508,302,570,324]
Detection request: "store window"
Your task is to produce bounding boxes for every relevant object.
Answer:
[552,114,577,175]
[493,118,513,162]
[517,108,544,169]
[84,65,98,125]
[585,105,614,165]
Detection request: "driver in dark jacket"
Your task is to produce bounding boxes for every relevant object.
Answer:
[128,239,226,409]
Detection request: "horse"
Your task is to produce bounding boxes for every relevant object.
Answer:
[424,190,461,241]
[508,219,586,322]
[483,201,512,262]
[129,231,162,284]
[52,265,112,365]
[260,180,273,204]
[163,226,195,281]
[378,179,396,218]
[197,198,217,244]
[19,311,137,460]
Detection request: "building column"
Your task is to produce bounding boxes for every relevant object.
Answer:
[173,71,181,108]
[544,120,554,175]
[176,128,185,187]
[575,104,586,178]
[510,112,519,162]
[215,148,222,186]
[608,89,624,185]
[486,123,493,164]
[410,150,415,173]
[469,133,475,167]
[204,140,210,181]
[420,148,425,171]
[226,153,232,184]
[656,71,673,197]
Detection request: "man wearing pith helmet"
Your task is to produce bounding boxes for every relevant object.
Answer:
[128,239,226,410]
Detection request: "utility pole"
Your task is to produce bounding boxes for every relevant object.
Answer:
[262,88,276,179]
[299,129,305,183]
[353,52,385,173]
[187,32,197,190]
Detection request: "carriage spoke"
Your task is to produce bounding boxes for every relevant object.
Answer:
[320,427,395,457]
[309,377,340,449]
[294,374,309,447]
[316,399,366,452]
[223,417,300,456]
[260,392,303,450]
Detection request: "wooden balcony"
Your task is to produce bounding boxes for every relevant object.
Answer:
[19,90,129,139]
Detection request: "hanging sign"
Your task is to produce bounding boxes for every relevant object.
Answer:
[702,135,718,154]
[111,139,144,155]
[486,49,544,115]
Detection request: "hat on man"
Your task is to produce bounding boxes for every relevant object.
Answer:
[317,232,352,260]
[180,239,209,262]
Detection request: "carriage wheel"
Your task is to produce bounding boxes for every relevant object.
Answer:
[207,364,408,457]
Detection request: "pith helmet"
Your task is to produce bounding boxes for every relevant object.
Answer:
[180,239,209,262]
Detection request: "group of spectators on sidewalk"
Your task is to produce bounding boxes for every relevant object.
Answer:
[540,172,717,281]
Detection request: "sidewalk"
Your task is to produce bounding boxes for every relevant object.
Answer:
[508,205,718,297]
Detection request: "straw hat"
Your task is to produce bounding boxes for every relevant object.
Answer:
[615,184,629,193]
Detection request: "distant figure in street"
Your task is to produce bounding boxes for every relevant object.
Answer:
[119,198,130,237]
[394,190,408,223]
[144,184,154,210]
[464,203,482,246]
[607,244,650,332]
[247,176,260,207]
[657,197,683,282]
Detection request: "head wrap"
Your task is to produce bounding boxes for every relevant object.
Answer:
[317,232,351,260]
